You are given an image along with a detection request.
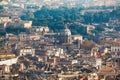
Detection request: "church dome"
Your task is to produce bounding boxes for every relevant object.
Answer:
[60,28,71,36]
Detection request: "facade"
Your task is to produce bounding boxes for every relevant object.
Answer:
[0,58,17,66]
[19,32,28,41]
[0,23,7,28]
[36,26,49,33]
[0,17,11,23]
[19,47,35,56]
[58,72,79,80]
[55,48,65,58]
[6,33,18,41]
[0,53,16,59]
[19,63,26,71]
[112,53,120,70]
[59,26,72,44]
[91,47,99,57]
[114,58,120,69]
[95,58,102,69]
[29,33,40,40]
[111,46,120,52]
[23,21,32,28]
[72,35,83,43]
[88,73,99,80]
[0,65,10,73]
[86,25,95,34]
[53,58,71,66]
[0,0,9,5]
[0,53,17,73]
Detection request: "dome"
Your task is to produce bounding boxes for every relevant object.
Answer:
[60,28,71,36]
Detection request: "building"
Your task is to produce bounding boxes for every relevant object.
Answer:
[0,0,9,5]
[19,32,28,41]
[91,47,99,57]
[86,25,95,34]
[111,45,120,52]
[19,63,26,71]
[29,33,40,40]
[0,58,17,66]
[58,72,79,80]
[6,33,18,41]
[35,26,50,33]
[112,56,120,70]
[23,21,32,28]
[55,58,71,66]
[19,47,35,56]
[0,52,17,73]
[55,48,65,58]
[0,17,11,23]
[88,73,99,80]
[0,65,10,73]
[59,25,72,44]
[72,35,83,43]
[44,33,58,43]
[95,58,102,69]
[72,35,83,49]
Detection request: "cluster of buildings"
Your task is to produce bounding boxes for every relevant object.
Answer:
[0,21,84,79]
[0,0,120,80]
[0,21,120,79]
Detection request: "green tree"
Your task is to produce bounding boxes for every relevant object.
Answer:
[0,5,3,10]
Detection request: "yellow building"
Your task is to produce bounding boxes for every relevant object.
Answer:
[23,21,32,28]
[0,49,16,59]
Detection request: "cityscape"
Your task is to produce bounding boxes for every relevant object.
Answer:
[0,0,120,80]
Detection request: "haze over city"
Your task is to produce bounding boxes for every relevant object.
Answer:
[1,0,120,8]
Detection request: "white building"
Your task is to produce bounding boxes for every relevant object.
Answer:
[72,35,83,43]
[72,60,78,64]
[36,26,49,33]
[0,58,17,66]
[0,58,17,73]
[0,17,12,23]
[95,58,102,69]
[111,46,120,52]
[55,48,65,58]
[19,47,35,56]
[59,26,72,44]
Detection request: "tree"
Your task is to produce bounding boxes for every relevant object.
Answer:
[0,5,3,10]
[11,64,20,74]
[81,40,96,50]
[5,26,29,35]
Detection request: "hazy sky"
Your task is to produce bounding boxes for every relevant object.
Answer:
[43,0,120,6]
[8,0,120,8]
